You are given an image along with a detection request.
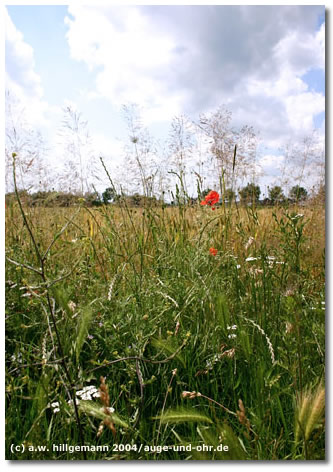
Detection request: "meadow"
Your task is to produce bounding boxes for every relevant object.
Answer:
[5,191,325,460]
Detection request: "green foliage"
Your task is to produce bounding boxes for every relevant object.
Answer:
[154,408,213,424]
[5,192,325,460]
[269,185,285,204]
[239,182,261,204]
[289,185,308,202]
[102,187,115,204]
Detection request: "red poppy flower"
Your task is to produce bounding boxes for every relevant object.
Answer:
[209,247,218,256]
[200,190,219,207]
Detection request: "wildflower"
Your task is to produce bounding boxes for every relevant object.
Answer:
[209,247,218,256]
[200,190,219,208]
[68,398,80,406]
[245,256,257,262]
[228,334,237,339]
[227,325,237,331]
[51,401,60,413]
[87,334,94,340]
[75,385,100,401]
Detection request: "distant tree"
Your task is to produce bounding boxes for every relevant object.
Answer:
[239,183,261,204]
[269,185,285,205]
[85,191,102,207]
[316,183,325,204]
[130,193,142,207]
[102,187,116,204]
[289,185,308,202]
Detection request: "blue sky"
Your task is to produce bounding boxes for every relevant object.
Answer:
[5,3,325,196]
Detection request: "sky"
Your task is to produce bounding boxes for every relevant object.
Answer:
[4,2,326,197]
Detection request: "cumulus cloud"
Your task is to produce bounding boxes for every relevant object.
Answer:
[63,5,325,151]
[64,5,185,122]
[5,8,57,129]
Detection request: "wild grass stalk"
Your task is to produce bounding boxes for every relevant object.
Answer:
[5,162,325,460]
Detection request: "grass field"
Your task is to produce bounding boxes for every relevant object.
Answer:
[5,196,325,460]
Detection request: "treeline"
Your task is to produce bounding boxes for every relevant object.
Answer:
[4,189,164,208]
[5,182,324,208]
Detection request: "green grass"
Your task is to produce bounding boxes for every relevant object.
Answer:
[5,196,325,460]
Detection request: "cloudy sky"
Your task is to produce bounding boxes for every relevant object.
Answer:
[5,3,325,196]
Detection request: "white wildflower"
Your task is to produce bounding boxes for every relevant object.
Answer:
[68,398,80,406]
[80,392,92,401]
[50,401,60,413]
[246,257,257,262]
[75,385,99,401]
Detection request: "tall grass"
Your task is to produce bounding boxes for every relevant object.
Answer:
[5,171,325,459]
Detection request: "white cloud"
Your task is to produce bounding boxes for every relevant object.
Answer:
[5,8,59,129]
[259,154,285,170]
[285,92,325,132]
[65,5,185,122]
[64,5,325,151]
[91,133,124,165]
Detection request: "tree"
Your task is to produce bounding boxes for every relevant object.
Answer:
[102,187,116,204]
[239,183,261,204]
[289,185,308,202]
[269,185,285,205]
